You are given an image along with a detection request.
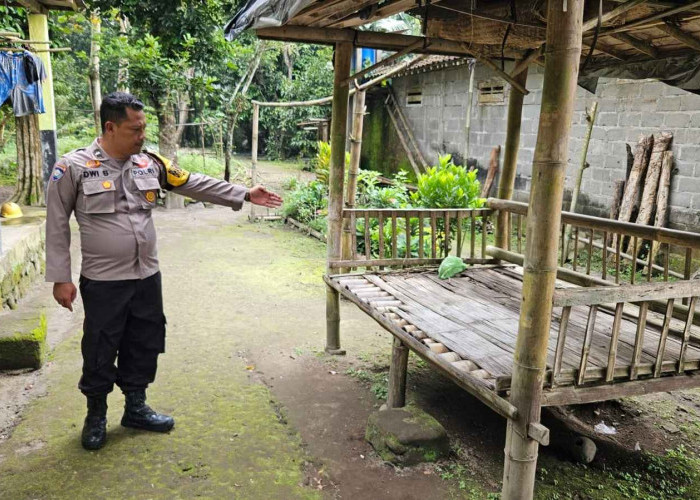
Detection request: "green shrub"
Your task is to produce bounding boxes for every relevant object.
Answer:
[411,154,484,209]
[282,179,327,225]
[313,141,350,185]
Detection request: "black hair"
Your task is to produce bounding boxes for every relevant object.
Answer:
[100,92,145,133]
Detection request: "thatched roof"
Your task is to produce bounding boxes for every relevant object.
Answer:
[226,1,700,92]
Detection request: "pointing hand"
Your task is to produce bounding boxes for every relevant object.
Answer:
[249,185,283,208]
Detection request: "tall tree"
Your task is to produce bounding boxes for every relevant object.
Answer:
[88,11,102,136]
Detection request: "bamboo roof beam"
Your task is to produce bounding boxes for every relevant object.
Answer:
[656,21,700,52]
[582,0,649,33]
[610,32,659,58]
[460,44,529,95]
[583,42,626,61]
[328,0,418,29]
[343,40,424,84]
[510,46,545,78]
[256,25,475,56]
[598,0,700,36]
[293,0,349,24]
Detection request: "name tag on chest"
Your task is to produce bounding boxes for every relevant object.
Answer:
[82,169,111,179]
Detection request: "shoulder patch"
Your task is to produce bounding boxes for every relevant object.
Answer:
[143,150,190,188]
[166,163,190,187]
[50,161,68,182]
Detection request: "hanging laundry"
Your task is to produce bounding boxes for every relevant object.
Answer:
[23,51,39,84]
[11,51,46,116]
[0,52,16,105]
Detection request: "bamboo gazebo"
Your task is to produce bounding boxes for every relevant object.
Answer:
[226,1,700,498]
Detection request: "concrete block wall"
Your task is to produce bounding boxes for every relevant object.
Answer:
[0,222,46,310]
[390,63,700,232]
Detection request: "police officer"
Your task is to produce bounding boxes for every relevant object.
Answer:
[46,92,282,450]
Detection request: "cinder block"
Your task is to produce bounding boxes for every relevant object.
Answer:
[664,113,691,128]
[657,96,682,112]
[0,312,47,370]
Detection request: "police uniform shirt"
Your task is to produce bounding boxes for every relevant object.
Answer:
[45,138,249,283]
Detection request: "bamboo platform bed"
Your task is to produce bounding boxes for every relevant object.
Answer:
[326,201,700,422]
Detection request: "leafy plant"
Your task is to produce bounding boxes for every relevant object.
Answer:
[281,179,327,225]
[411,154,484,209]
[312,141,350,185]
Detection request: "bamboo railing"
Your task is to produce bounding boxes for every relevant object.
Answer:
[330,207,497,271]
[488,198,700,287]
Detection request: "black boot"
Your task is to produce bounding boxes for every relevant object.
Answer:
[121,390,174,432]
[82,395,108,450]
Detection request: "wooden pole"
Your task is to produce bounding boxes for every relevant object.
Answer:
[387,337,409,408]
[464,59,476,162]
[563,101,598,260]
[495,65,528,249]
[326,42,352,355]
[249,103,259,221]
[502,1,584,499]
[341,88,366,274]
[481,145,501,198]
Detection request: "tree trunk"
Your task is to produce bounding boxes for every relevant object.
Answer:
[117,14,130,92]
[88,12,102,136]
[651,150,673,263]
[634,132,672,227]
[224,111,235,182]
[501,1,584,498]
[175,87,191,146]
[154,93,183,208]
[11,115,44,206]
[282,44,294,80]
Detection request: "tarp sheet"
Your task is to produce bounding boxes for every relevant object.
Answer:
[579,55,700,96]
[225,0,313,40]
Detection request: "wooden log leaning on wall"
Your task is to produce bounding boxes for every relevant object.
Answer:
[326,42,352,355]
[501,1,585,499]
[651,151,674,263]
[495,64,529,250]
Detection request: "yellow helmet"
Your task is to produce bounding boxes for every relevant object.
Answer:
[1,202,23,219]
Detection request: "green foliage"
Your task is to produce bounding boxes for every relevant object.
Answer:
[412,154,484,209]
[176,154,226,178]
[310,141,350,185]
[281,180,327,226]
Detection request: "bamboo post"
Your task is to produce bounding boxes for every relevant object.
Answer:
[495,65,528,249]
[463,59,476,162]
[249,103,259,221]
[502,2,584,499]
[341,87,366,274]
[387,337,409,408]
[563,101,598,260]
[326,42,352,355]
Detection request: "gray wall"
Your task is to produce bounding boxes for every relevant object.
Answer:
[391,62,700,232]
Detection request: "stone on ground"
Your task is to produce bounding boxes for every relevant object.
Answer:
[0,311,46,370]
[366,404,449,465]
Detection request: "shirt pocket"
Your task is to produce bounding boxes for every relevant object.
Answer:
[82,179,116,214]
[133,176,161,209]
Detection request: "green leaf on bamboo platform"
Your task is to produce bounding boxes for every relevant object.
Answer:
[438,256,468,280]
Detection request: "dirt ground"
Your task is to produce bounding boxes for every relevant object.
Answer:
[1,159,700,499]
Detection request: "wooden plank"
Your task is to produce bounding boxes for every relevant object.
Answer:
[391,212,398,259]
[654,299,675,378]
[345,208,492,217]
[578,306,598,385]
[405,214,411,261]
[456,212,463,257]
[606,303,625,382]
[552,279,700,308]
[378,212,385,260]
[542,372,700,407]
[444,211,450,258]
[481,213,488,259]
[678,296,698,373]
[364,214,371,262]
[431,212,437,258]
[470,212,476,259]
[630,302,649,380]
[418,215,424,259]
[552,306,571,386]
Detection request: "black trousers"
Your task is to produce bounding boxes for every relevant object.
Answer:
[78,272,166,396]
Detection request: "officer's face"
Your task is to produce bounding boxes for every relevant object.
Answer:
[106,108,147,156]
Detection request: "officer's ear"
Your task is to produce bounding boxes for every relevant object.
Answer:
[103,121,117,135]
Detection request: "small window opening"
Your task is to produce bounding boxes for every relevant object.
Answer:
[478,80,506,105]
[406,87,422,106]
